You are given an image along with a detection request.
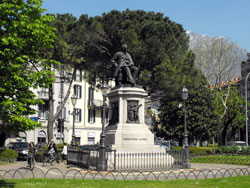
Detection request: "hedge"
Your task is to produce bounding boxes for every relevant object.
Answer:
[0,149,18,161]
[172,146,218,155]
[173,146,250,155]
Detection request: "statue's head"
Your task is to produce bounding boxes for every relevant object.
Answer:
[121,44,128,52]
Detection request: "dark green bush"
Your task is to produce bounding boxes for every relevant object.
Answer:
[242,146,250,154]
[0,149,18,160]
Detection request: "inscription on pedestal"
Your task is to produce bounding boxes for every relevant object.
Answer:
[123,138,147,141]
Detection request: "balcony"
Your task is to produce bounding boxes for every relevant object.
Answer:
[88,99,103,110]
[37,91,49,100]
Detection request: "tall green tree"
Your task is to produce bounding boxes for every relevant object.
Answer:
[214,86,245,146]
[81,10,197,96]
[159,75,218,145]
[0,0,56,142]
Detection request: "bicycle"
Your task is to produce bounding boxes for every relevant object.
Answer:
[42,151,55,167]
[27,153,35,170]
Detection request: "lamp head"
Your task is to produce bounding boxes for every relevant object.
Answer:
[71,95,78,106]
[101,80,109,97]
[182,86,188,100]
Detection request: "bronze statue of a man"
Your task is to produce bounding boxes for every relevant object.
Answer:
[110,44,138,85]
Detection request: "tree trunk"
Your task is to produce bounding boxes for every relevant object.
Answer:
[47,82,54,142]
[52,68,75,123]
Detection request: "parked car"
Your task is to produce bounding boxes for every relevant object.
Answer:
[79,144,99,150]
[7,142,29,160]
[155,140,172,150]
[226,141,246,152]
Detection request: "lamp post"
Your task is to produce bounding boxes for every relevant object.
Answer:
[182,86,190,168]
[71,95,78,149]
[245,72,250,146]
[97,80,109,171]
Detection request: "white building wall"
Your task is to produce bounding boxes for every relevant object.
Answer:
[8,68,107,146]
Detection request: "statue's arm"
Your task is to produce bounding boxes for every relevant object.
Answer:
[110,53,118,67]
[128,54,134,65]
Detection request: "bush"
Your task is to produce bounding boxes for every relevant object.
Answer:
[0,149,18,160]
[242,146,250,154]
[34,151,44,162]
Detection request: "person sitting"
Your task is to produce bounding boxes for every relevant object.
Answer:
[110,44,138,86]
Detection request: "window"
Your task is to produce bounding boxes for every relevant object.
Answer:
[88,87,94,105]
[74,69,82,82]
[88,132,95,145]
[88,74,96,85]
[38,131,46,143]
[38,102,49,119]
[88,109,95,123]
[75,108,82,122]
[88,137,95,145]
[74,85,82,98]
[57,106,66,120]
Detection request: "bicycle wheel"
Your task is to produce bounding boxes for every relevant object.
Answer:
[29,156,35,170]
[49,154,54,166]
[42,155,47,167]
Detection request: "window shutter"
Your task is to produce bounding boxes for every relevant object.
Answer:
[80,69,82,81]
[79,109,82,122]
[80,86,82,98]
[38,105,41,118]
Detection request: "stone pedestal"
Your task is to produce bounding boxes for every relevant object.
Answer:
[105,86,164,152]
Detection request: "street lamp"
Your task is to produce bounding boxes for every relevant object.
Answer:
[245,73,250,146]
[97,80,109,171]
[182,86,190,168]
[71,95,78,149]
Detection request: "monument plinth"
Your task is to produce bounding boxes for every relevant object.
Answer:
[105,85,164,152]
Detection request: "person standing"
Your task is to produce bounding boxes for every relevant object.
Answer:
[48,139,59,163]
[61,142,67,162]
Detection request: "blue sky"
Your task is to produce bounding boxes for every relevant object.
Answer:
[42,0,250,52]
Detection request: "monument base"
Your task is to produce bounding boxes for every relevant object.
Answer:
[105,123,165,152]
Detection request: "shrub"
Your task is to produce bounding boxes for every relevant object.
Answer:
[242,146,250,154]
[34,151,44,162]
[172,147,182,151]
[0,149,18,160]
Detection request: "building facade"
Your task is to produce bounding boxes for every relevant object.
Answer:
[5,67,108,146]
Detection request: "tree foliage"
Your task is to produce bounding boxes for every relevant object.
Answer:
[0,0,56,134]
[79,10,200,97]
[159,75,218,145]
[214,86,245,145]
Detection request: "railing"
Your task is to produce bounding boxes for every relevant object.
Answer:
[67,148,183,171]
[67,149,99,169]
[0,167,250,180]
[88,99,103,109]
[107,150,183,171]
[37,91,49,99]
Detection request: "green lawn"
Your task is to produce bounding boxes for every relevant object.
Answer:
[1,176,250,188]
